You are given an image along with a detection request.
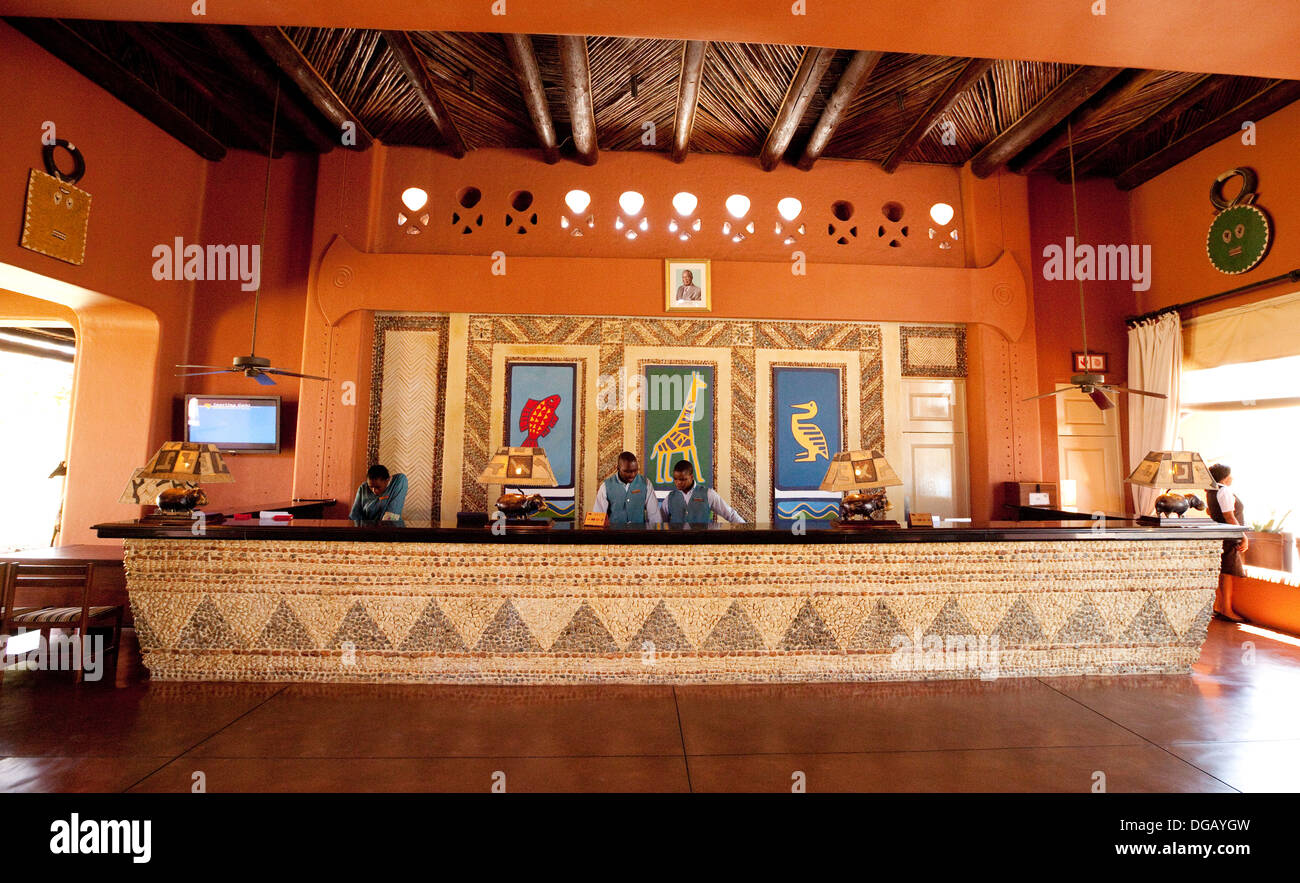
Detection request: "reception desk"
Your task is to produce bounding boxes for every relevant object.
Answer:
[93,520,1242,685]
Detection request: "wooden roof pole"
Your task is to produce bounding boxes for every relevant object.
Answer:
[880,57,994,173]
[382,30,468,158]
[670,40,708,163]
[503,33,559,164]
[758,46,836,171]
[796,49,882,171]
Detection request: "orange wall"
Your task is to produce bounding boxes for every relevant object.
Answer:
[1129,100,1300,317]
[181,150,318,513]
[1028,175,1136,491]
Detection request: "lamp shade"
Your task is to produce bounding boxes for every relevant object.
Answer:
[137,441,234,483]
[1125,450,1217,490]
[819,450,903,493]
[476,446,557,487]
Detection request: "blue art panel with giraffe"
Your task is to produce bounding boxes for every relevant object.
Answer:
[643,364,714,491]
[775,366,841,491]
[506,362,575,489]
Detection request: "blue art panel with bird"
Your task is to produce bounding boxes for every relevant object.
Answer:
[774,366,842,491]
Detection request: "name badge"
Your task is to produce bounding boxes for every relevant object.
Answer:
[629,488,642,494]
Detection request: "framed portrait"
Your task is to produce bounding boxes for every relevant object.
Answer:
[664,259,711,312]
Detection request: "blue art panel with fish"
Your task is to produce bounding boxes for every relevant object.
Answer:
[774,367,841,491]
[506,362,575,488]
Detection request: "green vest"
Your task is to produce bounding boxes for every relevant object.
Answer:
[603,473,651,524]
[667,482,712,524]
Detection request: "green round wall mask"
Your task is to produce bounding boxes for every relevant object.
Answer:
[1206,169,1272,275]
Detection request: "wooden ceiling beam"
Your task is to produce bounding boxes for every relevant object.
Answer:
[759,46,836,171]
[503,33,559,164]
[1115,79,1300,190]
[381,30,467,158]
[119,22,276,156]
[796,49,882,171]
[6,17,226,161]
[1012,69,1167,173]
[246,25,374,151]
[670,40,708,163]
[201,26,336,153]
[968,65,1125,178]
[1062,74,1220,180]
[880,57,994,173]
[558,34,598,165]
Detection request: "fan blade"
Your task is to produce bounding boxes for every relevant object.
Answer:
[176,371,235,377]
[1022,388,1071,402]
[1103,384,1167,400]
[175,364,232,370]
[263,368,332,382]
[252,372,277,386]
[1089,388,1116,410]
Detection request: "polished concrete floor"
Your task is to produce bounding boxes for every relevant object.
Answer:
[1,616,1298,792]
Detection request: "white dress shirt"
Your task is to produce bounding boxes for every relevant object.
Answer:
[592,476,662,524]
[1216,485,1237,519]
[660,482,745,524]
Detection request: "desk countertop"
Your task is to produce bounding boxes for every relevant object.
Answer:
[92,518,1246,545]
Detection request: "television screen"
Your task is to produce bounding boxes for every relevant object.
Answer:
[185,395,280,452]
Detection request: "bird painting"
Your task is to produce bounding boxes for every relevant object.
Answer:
[790,400,829,462]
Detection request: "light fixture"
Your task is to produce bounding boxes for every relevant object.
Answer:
[130,441,234,524]
[725,194,750,218]
[476,446,557,527]
[777,197,802,221]
[564,189,591,214]
[929,202,954,226]
[618,190,645,216]
[672,191,698,216]
[401,187,428,212]
[1125,450,1220,524]
[820,450,904,528]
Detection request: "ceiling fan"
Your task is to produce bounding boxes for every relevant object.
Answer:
[1024,120,1164,412]
[177,82,328,388]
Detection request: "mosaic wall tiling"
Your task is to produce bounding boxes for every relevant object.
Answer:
[125,538,1221,684]
[900,325,967,377]
[367,313,889,523]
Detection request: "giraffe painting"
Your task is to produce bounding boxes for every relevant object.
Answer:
[651,371,708,483]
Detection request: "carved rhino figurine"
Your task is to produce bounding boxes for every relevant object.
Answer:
[1154,492,1206,518]
[157,486,207,512]
[495,492,546,519]
[840,490,891,520]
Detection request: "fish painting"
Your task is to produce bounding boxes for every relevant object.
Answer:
[519,394,561,446]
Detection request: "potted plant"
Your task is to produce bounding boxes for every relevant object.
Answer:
[1246,510,1294,572]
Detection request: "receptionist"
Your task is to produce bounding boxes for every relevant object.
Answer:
[661,460,744,524]
[350,464,408,521]
[592,451,662,525]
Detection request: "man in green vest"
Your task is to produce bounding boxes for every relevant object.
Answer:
[661,460,744,524]
[592,451,661,525]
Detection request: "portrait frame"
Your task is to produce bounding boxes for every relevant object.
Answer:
[664,259,712,313]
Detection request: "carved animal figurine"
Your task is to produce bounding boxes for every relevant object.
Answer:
[790,400,829,462]
[157,487,207,513]
[840,490,891,520]
[495,493,546,519]
[651,372,708,482]
[1154,493,1207,518]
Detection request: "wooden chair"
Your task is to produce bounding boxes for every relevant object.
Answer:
[1,561,123,684]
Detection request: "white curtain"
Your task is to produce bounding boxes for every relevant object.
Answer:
[1127,312,1183,514]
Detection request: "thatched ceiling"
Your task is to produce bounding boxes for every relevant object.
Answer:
[8,17,1299,189]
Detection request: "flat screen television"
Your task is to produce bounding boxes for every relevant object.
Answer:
[184,395,281,453]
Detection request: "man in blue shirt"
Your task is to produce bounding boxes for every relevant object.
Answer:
[349,465,408,521]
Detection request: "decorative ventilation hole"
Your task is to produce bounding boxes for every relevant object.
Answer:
[561,189,594,237]
[829,200,857,245]
[397,187,430,234]
[451,186,484,234]
[724,194,751,241]
[505,190,538,234]
[878,202,907,248]
[670,192,699,241]
[775,198,804,243]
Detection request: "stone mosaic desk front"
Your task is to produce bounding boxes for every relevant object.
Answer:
[97,520,1238,685]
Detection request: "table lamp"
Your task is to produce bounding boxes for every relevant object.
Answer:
[476,446,556,526]
[1125,450,1217,525]
[130,441,234,524]
[820,449,904,528]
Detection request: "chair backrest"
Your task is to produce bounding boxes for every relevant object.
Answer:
[3,562,96,620]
